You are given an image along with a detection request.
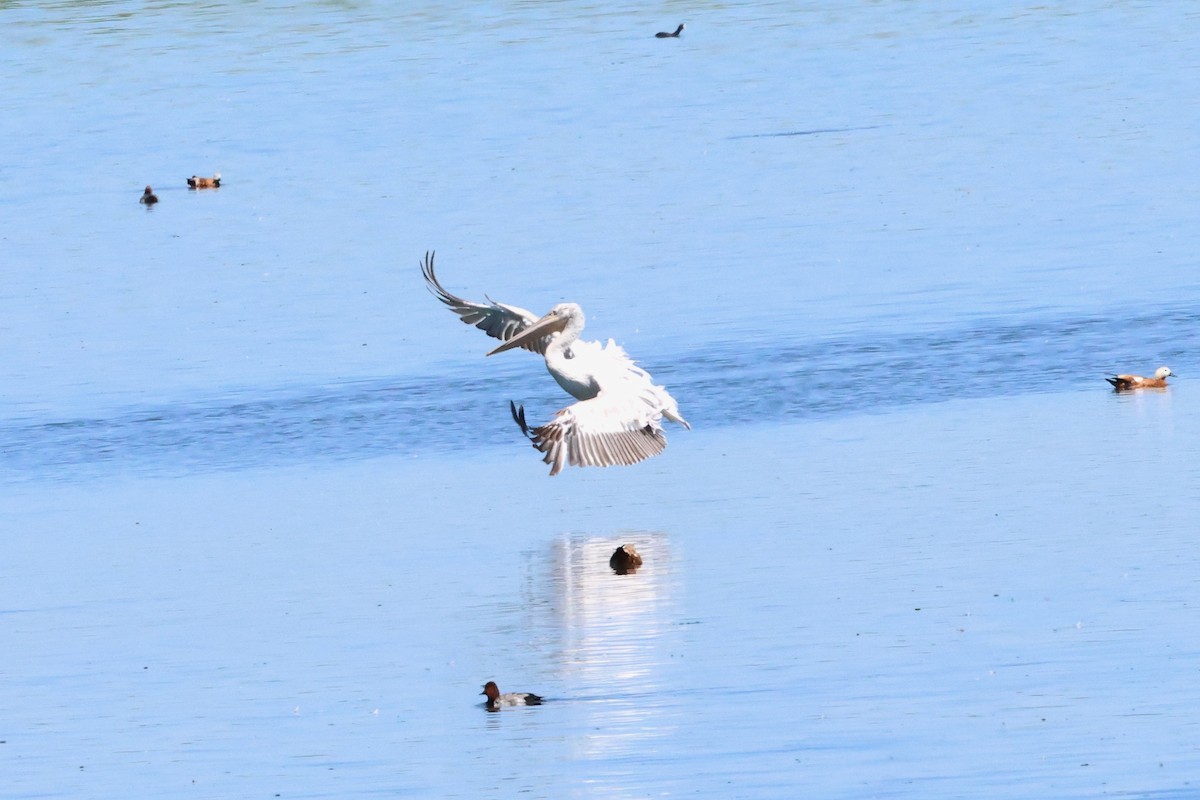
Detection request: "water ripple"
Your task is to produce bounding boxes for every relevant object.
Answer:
[2,304,1196,483]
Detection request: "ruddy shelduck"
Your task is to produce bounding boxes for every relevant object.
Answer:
[187,172,221,189]
[1106,366,1174,390]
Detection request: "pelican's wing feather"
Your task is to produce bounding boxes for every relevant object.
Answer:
[524,391,668,476]
[421,252,547,354]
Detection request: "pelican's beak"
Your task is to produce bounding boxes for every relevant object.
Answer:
[486,310,568,356]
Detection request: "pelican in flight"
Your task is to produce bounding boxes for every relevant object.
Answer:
[421,252,689,475]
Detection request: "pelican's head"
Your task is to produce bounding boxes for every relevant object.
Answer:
[546,302,583,323]
[487,302,583,356]
[1155,366,1175,380]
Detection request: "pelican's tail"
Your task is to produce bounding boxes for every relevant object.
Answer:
[664,407,691,430]
[653,385,690,430]
[646,384,690,430]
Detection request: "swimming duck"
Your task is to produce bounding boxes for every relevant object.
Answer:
[655,23,684,38]
[139,186,158,205]
[1106,366,1174,390]
[609,544,643,574]
[481,681,542,710]
[187,172,221,189]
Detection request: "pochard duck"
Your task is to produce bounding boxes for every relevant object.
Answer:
[481,681,542,710]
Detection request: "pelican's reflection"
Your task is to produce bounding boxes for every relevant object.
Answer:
[522,531,679,761]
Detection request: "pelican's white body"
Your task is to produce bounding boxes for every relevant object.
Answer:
[546,334,687,426]
[422,253,688,475]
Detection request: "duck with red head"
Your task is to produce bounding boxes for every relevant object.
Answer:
[481,681,543,710]
[139,186,158,205]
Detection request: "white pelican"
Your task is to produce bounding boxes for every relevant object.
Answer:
[421,252,689,475]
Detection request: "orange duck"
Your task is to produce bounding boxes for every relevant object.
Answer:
[187,172,221,189]
[1107,366,1174,390]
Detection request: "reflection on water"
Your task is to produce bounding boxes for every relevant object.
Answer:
[2,302,1197,483]
[528,532,680,761]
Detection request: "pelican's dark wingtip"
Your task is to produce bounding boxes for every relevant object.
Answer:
[420,250,452,303]
[510,401,532,438]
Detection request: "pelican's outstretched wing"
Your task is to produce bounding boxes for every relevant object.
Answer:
[421,251,548,355]
[511,395,668,476]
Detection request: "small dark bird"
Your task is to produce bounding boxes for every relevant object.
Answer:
[481,681,543,711]
[655,23,685,38]
[139,186,158,205]
[609,544,643,574]
[187,172,221,189]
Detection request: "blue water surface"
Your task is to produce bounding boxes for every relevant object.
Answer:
[2,2,1199,798]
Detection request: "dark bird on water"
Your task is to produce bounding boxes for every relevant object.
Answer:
[655,23,684,38]
[609,544,643,574]
[139,186,158,205]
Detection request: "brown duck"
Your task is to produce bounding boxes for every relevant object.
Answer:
[609,544,643,574]
[1106,366,1174,390]
[187,172,221,189]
